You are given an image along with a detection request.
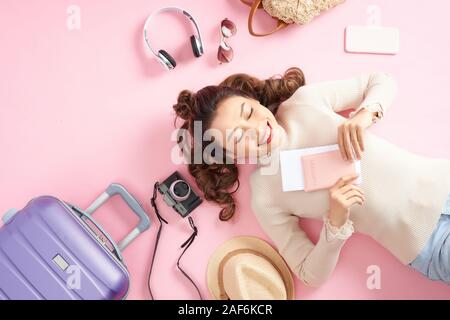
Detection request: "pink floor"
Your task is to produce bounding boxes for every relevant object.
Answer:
[1,0,450,299]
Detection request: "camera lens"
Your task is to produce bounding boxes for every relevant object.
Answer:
[170,180,191,201]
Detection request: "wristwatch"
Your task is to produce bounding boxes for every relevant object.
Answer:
[350,103,384,123]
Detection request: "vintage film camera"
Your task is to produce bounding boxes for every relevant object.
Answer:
[157,171,202,217]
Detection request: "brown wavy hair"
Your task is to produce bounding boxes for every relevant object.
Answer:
[173,67,305,221]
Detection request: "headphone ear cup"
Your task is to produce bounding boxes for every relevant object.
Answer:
[158,50,176,69]
[190,35,202,57]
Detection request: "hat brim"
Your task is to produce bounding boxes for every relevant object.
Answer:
[206,236,295,300]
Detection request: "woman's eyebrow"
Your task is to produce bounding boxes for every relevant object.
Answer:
[227,102,245,141]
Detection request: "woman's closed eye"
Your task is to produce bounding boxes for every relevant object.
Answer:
[234,104,253,143]
[246,105,253,120]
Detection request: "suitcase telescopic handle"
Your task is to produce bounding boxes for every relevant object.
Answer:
[85,183,151,251]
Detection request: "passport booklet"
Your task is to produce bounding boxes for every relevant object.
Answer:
[280,144,362,192]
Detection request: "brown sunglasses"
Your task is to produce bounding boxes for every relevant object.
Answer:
[217,18,237,64]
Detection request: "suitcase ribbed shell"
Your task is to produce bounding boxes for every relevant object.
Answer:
[0,196,129,300]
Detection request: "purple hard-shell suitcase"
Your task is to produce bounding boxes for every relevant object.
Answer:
[0,183,151,300]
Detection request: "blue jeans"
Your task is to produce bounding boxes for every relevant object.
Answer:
[409,193,450,284]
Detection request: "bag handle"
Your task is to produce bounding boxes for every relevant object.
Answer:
[86,183,151,251]
[241,0,290,37]
[70,204,125,262]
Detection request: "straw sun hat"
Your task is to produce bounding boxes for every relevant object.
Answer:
[206,236,295,300]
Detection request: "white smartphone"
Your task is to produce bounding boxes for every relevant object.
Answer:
[345,25,400,54]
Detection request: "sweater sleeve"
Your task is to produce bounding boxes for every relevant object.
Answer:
[250,176,349,287]
[293,72,398,116]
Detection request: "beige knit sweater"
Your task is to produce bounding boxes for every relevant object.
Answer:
[250,72,450,287]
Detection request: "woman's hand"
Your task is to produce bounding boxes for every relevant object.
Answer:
[327,173,365,228]
[338,108,374,161]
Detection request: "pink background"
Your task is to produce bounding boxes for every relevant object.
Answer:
[1,0,450,299]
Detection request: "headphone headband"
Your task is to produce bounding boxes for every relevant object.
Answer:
[143,6,204,58]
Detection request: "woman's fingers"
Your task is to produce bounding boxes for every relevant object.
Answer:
[345,194,365,206]
[338,184,353,194]
[350,127,362,160]
[338,121,366,161]
[338,125,350,161]
[342,126,353,161]
[338,183,361,194]
[338,126,346,161]
[357,125,365,152]
[344,189,365,201]
[344,125,356,161]
[332,173,359,190]
[339,184,364,196]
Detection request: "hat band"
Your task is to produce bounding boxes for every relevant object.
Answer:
[217,248,291,300]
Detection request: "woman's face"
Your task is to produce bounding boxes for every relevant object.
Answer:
[209,95,283,161]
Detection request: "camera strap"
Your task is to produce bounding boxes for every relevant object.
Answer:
[147,182,203,300]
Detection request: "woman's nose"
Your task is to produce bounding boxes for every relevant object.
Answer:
[241,118,257,130]
[242,119,266,139]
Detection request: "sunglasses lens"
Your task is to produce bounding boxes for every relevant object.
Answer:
[217,44,234,63]
[221,18,236,37]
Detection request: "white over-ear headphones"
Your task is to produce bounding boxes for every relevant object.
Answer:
[143,6,204,70]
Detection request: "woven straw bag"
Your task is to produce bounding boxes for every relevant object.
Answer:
[241,0,345,37]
